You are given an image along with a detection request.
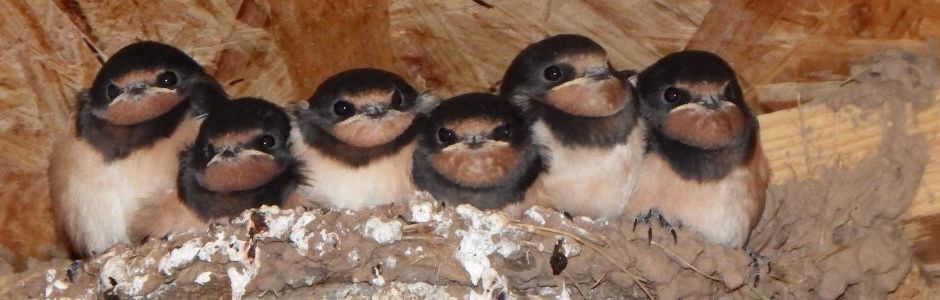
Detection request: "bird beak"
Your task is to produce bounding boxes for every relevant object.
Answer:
[431,139,521,188]
[465,134,486,149]
[109,83,175,105]
[126,82,148,96]
[331,109,416,148]
[97,84,182,125]
[662,96,747,150]
[198,146,283,193]
[361,104,389,119]
[441,138,510,152]
[208,147,274,166]
[584,66,611,80]
[699,94,723,110]
[669,94,733,114]
[545,66,626,117]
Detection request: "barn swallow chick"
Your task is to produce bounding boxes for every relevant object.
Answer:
[630,50,770,247]
[292,68,436,210]
[130,98,304,241]
[49,41,227,257]
[499,34,644,219]
[412,93,544,209]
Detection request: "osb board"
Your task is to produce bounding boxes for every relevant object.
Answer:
[388,0,710,94]
[689,0,940,104]
[0,0,938,278]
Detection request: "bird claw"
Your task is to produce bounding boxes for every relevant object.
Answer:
[747,250,769,287]
[634,209,679,245]
[66,260,83,282]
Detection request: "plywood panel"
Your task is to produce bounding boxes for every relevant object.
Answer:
[686,0,939,112]
[389,0,709,95]
[268,0,402,100]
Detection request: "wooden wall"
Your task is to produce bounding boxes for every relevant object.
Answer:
[0,0,938,283]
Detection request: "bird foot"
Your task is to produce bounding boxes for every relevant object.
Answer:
[66,260,83,282]
[632,208,679,245]
[747,250,770,287]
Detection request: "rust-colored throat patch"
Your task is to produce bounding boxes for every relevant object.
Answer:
[331,110,416,148]
[196,151,285,193]
[431,141,522,188]
[98,89,183,125]
[546,75,626,117]
[663,101,747,149]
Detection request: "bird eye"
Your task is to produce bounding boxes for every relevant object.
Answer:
[156,71,178,88]
[491,124,511,141]
[106,83,122,100]
[333,100,356,118]
[204,143,216,158]
[543,66,562,82]
[391,90,404,110]
[437,127,457,145]
[259,134,276,150]
[663,87,684,104]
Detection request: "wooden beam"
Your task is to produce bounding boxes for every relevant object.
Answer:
[752,81,843,111]
[759,89,940,281]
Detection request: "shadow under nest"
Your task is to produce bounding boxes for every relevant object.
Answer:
[0,52,934,299]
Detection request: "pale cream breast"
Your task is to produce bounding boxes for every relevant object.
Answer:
[290,128,416,210]
[50,117,200,255]
[530,120,645,219]
[627,154,766,247]
[127,190,206,243]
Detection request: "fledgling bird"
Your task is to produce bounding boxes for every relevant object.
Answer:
[49,41,227,257]
[498,34,645,219]
[130,98,305,241]
[291,68,435,210]
[412,93,544,209]
[629,50,770,247]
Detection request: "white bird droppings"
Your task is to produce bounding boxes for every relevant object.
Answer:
[195,272,212,285]
[289,211,317,255]
[362,217,403,244]
[158,239,202,275]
